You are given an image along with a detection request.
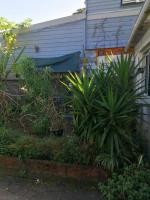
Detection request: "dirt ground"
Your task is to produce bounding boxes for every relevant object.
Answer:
[0,176,103,200]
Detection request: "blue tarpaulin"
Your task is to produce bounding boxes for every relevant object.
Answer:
[33,51,81,73]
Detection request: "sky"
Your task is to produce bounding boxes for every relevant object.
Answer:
[0,0,85,24]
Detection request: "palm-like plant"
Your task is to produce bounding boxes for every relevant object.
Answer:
[62,68,96,140]
[63,54,147,171]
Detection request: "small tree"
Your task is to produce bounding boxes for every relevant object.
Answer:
[0,17,31,123]
[0,17,31,84]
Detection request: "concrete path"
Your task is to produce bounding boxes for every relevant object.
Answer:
[0,176,102,200]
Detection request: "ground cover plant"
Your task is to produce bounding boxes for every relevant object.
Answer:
[99,163,150,200]
[0,126,97,165]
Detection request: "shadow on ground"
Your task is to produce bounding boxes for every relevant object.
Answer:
[0,176,103,200]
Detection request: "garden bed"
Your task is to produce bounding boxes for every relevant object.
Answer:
[0,156,108,181]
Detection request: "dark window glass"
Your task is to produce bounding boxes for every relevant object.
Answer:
[145,54,150,96]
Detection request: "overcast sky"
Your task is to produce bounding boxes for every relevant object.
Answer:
[0,0,85,24]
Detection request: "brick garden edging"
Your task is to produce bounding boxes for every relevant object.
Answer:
[0,156,108,181]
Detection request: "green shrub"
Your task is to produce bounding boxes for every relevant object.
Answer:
[32,115,50,136]
[63,55,147,171]
[9,135,53,160]
[99,164,150,200]
[55,136,97,165]
[0,127,53,160]
[16,57,63,136]
[0,126,21,156]
[0,127,98,166]
[55,136,81,164]
[0,126,21,145]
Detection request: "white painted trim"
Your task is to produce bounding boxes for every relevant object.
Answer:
[126,0,150,50]
[87,8,141,20]
[31,14,86,31]
[135,28,150,52]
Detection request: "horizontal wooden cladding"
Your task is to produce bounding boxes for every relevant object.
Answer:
[86,0,143,14]
[96,47,134,56]
[18,20,85,58]
[86,15,137,49]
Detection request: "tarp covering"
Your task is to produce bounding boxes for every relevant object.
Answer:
[33,51,81,73]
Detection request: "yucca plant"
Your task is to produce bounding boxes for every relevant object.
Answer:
[63,54,147,171]
[62,68,96,140]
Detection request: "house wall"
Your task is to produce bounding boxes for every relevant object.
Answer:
[134,27,150,159]
[17,19,85,58]
[86,0,143,14]
[86,15,138,49]
[85,0,143,50]
[135,28,150,54]
[17,1,144,60]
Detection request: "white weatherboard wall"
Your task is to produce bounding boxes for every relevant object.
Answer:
[18,19,85,58]
[134,27,150,158]
[16,1,145,59]
[85,0,143,49]
[86,0,143,14]
[86,15,138,49]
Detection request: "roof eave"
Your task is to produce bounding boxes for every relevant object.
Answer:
[126,0,150,51]
[30,13,86,31]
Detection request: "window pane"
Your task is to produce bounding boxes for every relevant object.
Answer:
[148,55,150,96]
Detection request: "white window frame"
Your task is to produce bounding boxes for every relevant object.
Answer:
[122,0,145,5]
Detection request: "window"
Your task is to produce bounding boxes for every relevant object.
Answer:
[145,53,150,96]
[122,0,145,5]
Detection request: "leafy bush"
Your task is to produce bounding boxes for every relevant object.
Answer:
[0,126,97,166]
[0,126,21,145]
[0,18,31,124]
[32,115,50,136]
[16,57,63,136]
[63,55,147,171]
[55,136,97,165]
[99,164,150,200]
[55,136,81,164]
[16,57,53,98]
[9,136,53,160]
[0,127,56,160]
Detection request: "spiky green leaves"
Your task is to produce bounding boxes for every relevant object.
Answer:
[63,55,147,171]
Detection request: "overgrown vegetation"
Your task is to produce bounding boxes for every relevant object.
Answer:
[99,163,150,200]
[0,126,96,165]
[0,17,31,125]
[0,17,149,200]
[0,17,31,82]
[63,55,148,171]
[0,17,149,186]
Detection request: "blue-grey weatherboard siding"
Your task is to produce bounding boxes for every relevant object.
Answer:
[17,0,144,59]
[86,15,138,49]
[86,0,143,14]
[18,20,85,58]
